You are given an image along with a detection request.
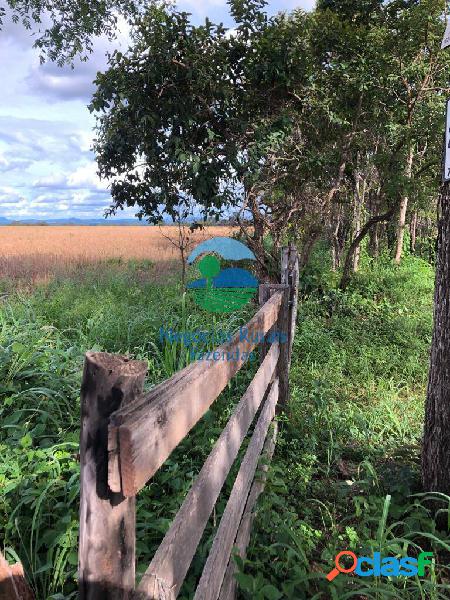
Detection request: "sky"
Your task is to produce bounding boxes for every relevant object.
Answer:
[0,0,314,222]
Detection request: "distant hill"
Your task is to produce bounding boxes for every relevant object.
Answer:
[0,217,235,226]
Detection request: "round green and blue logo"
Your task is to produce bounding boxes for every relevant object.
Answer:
[187,237,258,314]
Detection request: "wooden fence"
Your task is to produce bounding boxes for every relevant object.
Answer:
[78,246,300,600]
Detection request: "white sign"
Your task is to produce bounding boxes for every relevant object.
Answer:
[442,20,450,50]
[444,100,450,182]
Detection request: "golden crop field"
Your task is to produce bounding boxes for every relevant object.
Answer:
[0,225,237,284]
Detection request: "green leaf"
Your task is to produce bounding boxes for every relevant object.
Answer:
[262,585,283,600]
[20,433,33,448]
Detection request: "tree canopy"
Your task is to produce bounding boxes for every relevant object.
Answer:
[91,0,449,278]
[0,0,156,64]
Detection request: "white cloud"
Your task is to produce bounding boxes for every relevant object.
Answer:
[0,152,31,172]
[32,175,67,189]
[33,163,108,192]
[70,131,93,153]
[68,163,107,190]
[25,14,131,102]
[0,186,24,204]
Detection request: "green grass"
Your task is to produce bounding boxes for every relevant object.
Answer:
[0,262,256,599]
[190,288,258,313]
[1,254,449,599]
[239,255,450,599]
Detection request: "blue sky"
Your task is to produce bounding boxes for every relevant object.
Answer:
[0,0,314,221]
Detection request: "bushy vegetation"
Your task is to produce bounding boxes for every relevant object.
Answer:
[1,255,449,599]
[241,254,450,598]
[0,262,255,599]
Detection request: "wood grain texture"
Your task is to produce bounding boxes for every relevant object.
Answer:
[258,284,290,407]
[218,422,278,600]
[288,246,300,366]
[276,287,290,408]
[258,285,273,363]
[0,551,34,600]
[78,352,147,600]
[135,344,280,599]
[280,247,289,285]
[280,245,300,365]
[193,380,280,600]
[110,293,283,497]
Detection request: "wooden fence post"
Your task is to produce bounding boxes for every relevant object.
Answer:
[259,245,299,403]
[0,551,34,600]
[258,284,290,406]
[281,245,300,366]
[281,247,289,284]
[78,352,147,600]
[277,286,290,406]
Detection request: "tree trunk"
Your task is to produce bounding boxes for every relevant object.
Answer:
[353,175,365,273]
[422,183,450,494]
[394,147,414,265]
[410,211,417,254]
[331,205,342,271]
[299,228,321,274]
[340,204,398,290]
[331,244,338,272]
[243,193,275,280]
[368,225,379,258]
[367,188,380,258]
[180,245,186,287]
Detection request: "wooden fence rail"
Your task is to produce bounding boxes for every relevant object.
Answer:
[78,248,299,600]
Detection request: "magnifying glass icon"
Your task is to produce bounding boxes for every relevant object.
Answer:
[326,551,358,581]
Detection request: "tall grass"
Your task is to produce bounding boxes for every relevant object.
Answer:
[0,225,237,286]
[1,254,447,599]
[236,255,450,598]
[0,265,255,598]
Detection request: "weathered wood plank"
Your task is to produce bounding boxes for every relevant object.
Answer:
[135,344,280,599]
[0,551,34,600]
[281,247,289,285]
[218,422,278,600]
[288,245,299,366]
[258,285,273,362]
[258,284,290,407]
[193,379,279,600]
[108,368,190,494]
[280,245,300,366]
[78,352,147,600]
[277,287,290,407]
[110,293,283,497]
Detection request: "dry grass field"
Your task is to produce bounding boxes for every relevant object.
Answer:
[0,225,237,285]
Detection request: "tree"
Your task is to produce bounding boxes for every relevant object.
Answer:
[90,1,315,275]
[314,0,449,286]
[0,0,156,65]
[91,5,245,222]
[158,202,202,286]
[422,182,450,494]
[91,0,448,282]
[422,12,450,492]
